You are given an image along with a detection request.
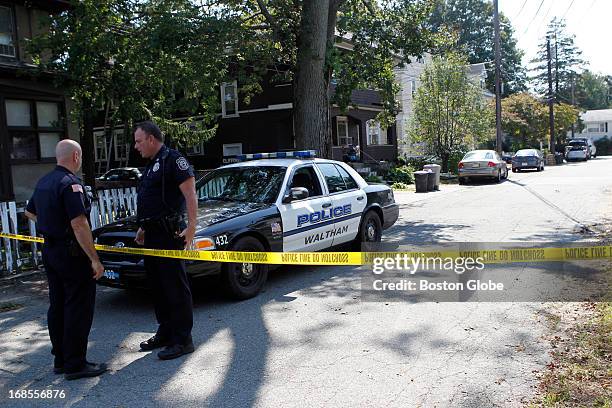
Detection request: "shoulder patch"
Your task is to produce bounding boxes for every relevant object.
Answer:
[71,184,83,193]
[176,157,189,171]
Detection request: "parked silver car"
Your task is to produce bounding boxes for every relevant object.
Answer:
[458,150,508,184]
[512,149,545,172]
[565,140,589,162]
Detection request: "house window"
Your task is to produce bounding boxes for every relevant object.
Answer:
[411,80,417,97]
[94,131,108,162]
[6,99,65,161]
[587,123,606,133]
[0,5,16,58]
[336,116,351,146]
[223,143,242,157]
[366,120,389,146]
[221,81,239,117]
[113,129,129,161]
[186,141,205,156]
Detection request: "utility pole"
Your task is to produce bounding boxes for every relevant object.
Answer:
[493,0,502,154]
[554,32,559,103]
[571,74,575,138]
[547,36,556,157]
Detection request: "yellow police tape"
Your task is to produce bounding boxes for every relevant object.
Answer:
[1,232,611,266]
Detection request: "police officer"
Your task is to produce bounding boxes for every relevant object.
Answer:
[24,139,107,380]
[133,121,197,360]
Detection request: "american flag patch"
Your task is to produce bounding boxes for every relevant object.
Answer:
[71,184,83,193]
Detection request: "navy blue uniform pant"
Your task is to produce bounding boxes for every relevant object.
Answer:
[144,227,193,345]
[42,243,96,373]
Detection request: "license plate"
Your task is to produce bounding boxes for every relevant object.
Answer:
[472,163,480,168]
[522,162,528,166]
[103,269,119,280]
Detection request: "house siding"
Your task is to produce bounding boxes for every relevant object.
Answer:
[0,1,76,202]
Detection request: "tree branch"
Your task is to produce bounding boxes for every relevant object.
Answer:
[256,0,279,32]
[361,0,376,16]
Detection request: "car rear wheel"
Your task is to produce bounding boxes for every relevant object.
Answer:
[353,210,382,250]
[496,170,502,183]
[222,236,268,300]
[459,177,466,185]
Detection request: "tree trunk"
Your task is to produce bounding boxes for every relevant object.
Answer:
[81,101,96,187]
[440,153,450,173]
[294,0,331,158]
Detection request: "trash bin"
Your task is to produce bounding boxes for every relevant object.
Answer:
[423,164,441,190]
[414,171,429,193]
[425,169,435,192]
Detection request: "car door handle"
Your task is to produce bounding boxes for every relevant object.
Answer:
[357,196,364,201]
[322,203,332,208]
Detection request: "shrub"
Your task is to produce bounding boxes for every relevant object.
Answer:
[365,174,384,183]
[391,182,411,190]
[594,137,611,155]
[386,165,415,184]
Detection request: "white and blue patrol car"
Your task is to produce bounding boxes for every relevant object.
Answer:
[95,151,399,299]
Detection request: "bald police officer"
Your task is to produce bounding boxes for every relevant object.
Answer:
[25,140,107,380]
[133,121,198,360]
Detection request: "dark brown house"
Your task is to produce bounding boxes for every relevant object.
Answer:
[188,78,398,169]
[0,0,74,202]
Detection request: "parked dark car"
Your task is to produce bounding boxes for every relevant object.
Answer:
[512,149,545,172]
[501,153,514,164]
[96,167,142,181]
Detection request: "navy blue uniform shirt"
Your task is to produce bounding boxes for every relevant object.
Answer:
[137,145,194,220]
[26,166,90,240]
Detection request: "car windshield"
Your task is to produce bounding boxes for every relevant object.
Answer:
[568,141,586,146]
[463,151,493,160]
[515,150,536,156]
[196,166,287,204]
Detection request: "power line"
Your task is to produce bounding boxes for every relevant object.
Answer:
[561,0,576,20]
[538,0,555,27]
[513,0,529,19]
[523,0,547,35]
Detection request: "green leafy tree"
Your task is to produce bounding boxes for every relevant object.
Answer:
[30,0,436,182]
[410,54,494,172]
[501,93,578,150]
[28,0,231,184]
[530,18,584,103]
[574,70,611,110]
[428,0,527,96]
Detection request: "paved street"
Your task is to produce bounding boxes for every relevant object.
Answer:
[1,157,611,407]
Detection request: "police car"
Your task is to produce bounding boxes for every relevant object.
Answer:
[94,150,399,299]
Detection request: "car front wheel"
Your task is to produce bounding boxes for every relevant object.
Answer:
[222,236,269,300]
[353,210,382,250]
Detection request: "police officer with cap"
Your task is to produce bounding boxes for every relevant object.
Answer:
[133,121,197,360]
[25,139,107,380]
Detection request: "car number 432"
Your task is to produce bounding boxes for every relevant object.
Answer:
[215,235,228,246]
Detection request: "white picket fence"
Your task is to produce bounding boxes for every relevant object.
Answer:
[0,187,138,275]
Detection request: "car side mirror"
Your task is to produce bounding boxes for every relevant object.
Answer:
[283,187,309,203]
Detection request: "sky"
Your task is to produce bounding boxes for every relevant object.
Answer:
[498,0,611,76]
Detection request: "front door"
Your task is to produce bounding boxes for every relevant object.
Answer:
[278,165,334,252]
[315,163,366,246]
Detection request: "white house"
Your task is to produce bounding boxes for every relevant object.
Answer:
[395,58,494,157]
[574,109,612,142]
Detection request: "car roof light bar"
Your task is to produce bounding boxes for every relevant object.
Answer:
[237,150,317,161]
